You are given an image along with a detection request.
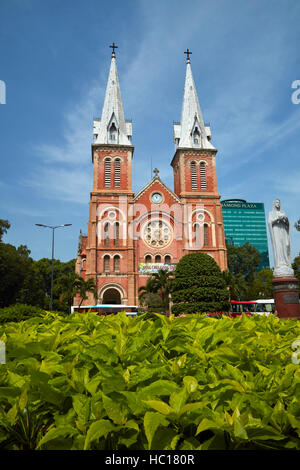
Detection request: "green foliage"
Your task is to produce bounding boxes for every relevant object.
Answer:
[0,219,10,242]
[222,270,248,301]
[171,253,230,315]
[248,269,274,300]
[0,312,300,450]
[226,242,262,282]
[75,277,97,307]
[139,270,172,312]
[0,239,76,311]
[35,258,76,311]
[292,254,300,284]
[0,304,55,324]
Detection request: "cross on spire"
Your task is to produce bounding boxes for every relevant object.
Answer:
[153,168,159,177]
[109,42,118,58]
[184,48,192,63]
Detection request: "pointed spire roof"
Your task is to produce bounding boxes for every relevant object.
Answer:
[94,45,132,146]
[174,51,215,150]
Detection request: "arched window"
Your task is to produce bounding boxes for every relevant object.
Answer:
[114,255,120,272]
[194,223,201,248]
[193,127,200,145]
[165,255,171,264]
[204,224,209,246]
[114,158,121,187]
[114,222,120,246]
[200,162,207,190]
[104,222,110,246]
[190,161,197,190]
[109,122,117,143]
[104,255,110,273]
[104,158,111,187]
[155,255,161,263]
[145,255,152,263]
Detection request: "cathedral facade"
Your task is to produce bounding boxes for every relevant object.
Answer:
[75,47,227,306]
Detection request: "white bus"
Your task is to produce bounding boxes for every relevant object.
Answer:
[254,299,275,315]
[70,304,138,317]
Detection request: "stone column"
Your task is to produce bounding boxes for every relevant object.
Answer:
[272,276,300,319]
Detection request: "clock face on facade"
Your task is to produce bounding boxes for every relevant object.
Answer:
[143,219,172,248]
[151,192,163,204]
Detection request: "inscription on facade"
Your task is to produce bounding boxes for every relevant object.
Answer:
[283,293,299,304]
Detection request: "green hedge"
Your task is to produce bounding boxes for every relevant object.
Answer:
[0,312,300,450]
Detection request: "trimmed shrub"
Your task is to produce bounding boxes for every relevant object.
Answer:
[171,253,230,315]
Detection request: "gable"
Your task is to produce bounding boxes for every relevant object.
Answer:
[133,177,181,206]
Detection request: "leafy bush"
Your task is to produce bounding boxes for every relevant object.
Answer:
[0,304,47,324]
[171,253,230,315]
[0,303,67,324]
[0,312,300,450]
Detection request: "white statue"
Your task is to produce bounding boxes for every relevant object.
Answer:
[268,199,294,277]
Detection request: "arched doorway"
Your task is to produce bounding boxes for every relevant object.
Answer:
[102,288,121,305]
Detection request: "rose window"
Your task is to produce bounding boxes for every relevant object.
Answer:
[143,220,172,248]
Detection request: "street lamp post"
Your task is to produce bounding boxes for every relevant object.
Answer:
[35,224,72,311]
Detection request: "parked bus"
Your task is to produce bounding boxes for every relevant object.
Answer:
[230,299,275,316]
[230,300,256,316]
[70,304,138,317]
[254,299,275,315]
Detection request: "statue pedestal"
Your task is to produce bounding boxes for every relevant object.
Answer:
[272,276,300,319]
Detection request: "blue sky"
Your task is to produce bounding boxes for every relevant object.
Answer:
[0,0,300,267]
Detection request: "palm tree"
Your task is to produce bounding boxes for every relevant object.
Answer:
[138,277,160,310]
[76,277,98,307]
[139,269,173,313]
[59,274,97,311]
[151,269,173,312]
[58,272,81,312]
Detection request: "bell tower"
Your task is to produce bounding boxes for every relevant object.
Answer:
[171,49,227,270]
[80,44,136,305]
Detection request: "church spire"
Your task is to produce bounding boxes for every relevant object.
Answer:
[93,44,132,146]
[173,50,215,150]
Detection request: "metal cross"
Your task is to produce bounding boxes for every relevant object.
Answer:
[184,48,192,63]
[110,42,118,57]
[153,168,159,177]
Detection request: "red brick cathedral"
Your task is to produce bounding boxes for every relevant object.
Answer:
[75,47,227,306]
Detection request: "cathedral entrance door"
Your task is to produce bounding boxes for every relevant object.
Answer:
[102,288,121,304]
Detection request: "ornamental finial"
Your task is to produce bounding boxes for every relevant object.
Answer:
[184,48,192,63]
[109,42,118,58]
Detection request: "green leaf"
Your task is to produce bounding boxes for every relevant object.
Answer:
[196,418,223,435]
[169,388,187,414]
[18,386,28,412]
[37,425,79,449]
[7,371,26,388]
[233,417,248,440]
[144,411,169,449]
[72,394,90,425]
[142,380,179,397]
[102,394,126,425]
[178,401,209,417]
[183,376,198,394]
[143,400,173,415]
[84,419,116,450]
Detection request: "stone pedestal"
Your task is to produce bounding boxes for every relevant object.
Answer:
[272,276,300,319]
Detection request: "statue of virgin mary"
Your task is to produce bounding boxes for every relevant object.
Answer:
[268,199,294,277]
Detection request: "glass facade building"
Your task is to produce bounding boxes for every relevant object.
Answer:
[221,199,270,269]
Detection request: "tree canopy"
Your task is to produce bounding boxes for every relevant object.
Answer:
[226,242,262,282]
[0,219,10,242]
